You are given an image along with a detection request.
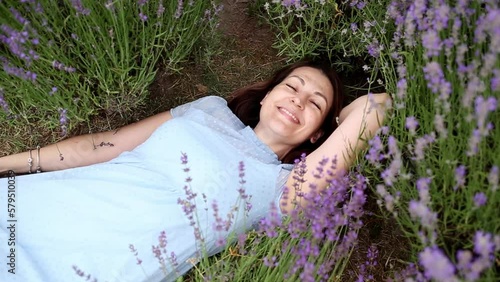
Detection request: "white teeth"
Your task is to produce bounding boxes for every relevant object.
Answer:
[281,108,298,123]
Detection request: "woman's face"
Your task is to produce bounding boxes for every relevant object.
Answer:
[255,66,334,148]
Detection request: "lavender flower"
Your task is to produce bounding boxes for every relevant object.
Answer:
[473,192,487,208]
[174,0,184,19]
[2,58,37,81]
[9,8,29,26]
[157,3,165,18]
[129,244,143,265]
[263,256,278,267]
[365,135,384,166]
[375,184,397,214]
[350,23,358,32]
[350,0,367,9]
[492,69,500,91]
[409,200,437,230]
[259,202,281,238]
[405,116,419,135]
[0,25,39,65]
[177,153,203,243]
[237,233,246,255]
[474,231,495,259]
[419,247,457,282]
[467,129,482,156]
[49,87,57,96]
[488,166,498,191]
[416,177,431,204]
[396,78,407,103]
[454,165,466,190]
[422,29,441,57]
[367,41,381,58]
[0,89,9,114]
[412,133,436,161]
[423,61,447,95]
[70,0,90,16]
[281,0,304,9]
[237,161,252,213]
[434,113,448,139]
[58,108,68,136]
[105,0,115,11]
[52,60,76,73]
[472,96,497,147]
[357,244,378,281]
[381,136,402,186]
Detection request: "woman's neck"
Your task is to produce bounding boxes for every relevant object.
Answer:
[253,127,293,161]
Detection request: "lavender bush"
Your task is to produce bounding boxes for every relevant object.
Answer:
[0,0,221,138]
[260,0,499,280]
[256,0,390,70]
[118,154,369,281]
[200,155,368,281]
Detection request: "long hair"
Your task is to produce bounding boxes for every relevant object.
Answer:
[227,59,344,164]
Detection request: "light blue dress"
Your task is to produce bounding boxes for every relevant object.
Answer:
[0,96,293,282]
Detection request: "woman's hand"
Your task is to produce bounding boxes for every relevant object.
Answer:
[339,92,392,124]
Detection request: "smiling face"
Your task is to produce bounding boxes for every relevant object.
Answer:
[254,66,334,156]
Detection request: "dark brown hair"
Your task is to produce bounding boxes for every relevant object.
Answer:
[227,59,344,164]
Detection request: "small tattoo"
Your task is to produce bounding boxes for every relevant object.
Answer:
[55,144,64,161]
[90,133,97,149]
[98,142,115,147]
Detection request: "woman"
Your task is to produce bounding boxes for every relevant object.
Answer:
[0,60,390,281]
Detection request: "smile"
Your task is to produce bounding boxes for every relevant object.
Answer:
[278,107,299,124]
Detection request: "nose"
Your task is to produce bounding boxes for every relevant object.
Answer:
[291,96,304,109]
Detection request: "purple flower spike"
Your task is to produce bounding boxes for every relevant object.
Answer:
[174,0,184,19]
[70,0,90,16]
[0,90,10,114]
[453,165,466,191]
[474,231,495,259]
[405,116,419,134]
[422,29,442,58]
[409,200,437,230]
[419,247,457,281]
[157,3,165,17]
[58,108,68,136]
[473,192,487,208]
[488,166,499,191]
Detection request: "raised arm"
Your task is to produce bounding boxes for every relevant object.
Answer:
[281,93,391,212]
[0,111,172,175]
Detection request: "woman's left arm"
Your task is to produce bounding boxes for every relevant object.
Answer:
[281,93,392,212]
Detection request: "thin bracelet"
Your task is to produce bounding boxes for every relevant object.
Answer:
[28,149,33,173]
[35,145,41,173]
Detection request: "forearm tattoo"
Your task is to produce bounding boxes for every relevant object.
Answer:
[55,144,64,161]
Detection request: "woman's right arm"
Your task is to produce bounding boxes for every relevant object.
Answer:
[0,110,172,175]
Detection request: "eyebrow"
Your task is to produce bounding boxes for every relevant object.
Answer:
[289,75,329,105]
